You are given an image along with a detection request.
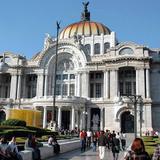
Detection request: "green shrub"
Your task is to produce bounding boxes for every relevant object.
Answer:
[1,119,26,127]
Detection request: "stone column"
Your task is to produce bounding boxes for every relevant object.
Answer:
[100,33,104,55]
[17,74,22,99]
[91,35,94,56]
[87,107,91,129]
[81,71,89,98]
[44,74,48,96]
[10,73,17,99]
[58,107,62,129]
[71,106,75,130]
[146,68,150,98]
[36,74,44,97]
[136,69,139,95]
[22,75,26,98]
[138,69,145,97]
[43,107,47,128]
[76,73,81,97]
[100,108,104,130]
[103,70,109,98]
[110,69,118,98]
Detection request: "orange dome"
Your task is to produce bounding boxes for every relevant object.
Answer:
[59,21,111,39]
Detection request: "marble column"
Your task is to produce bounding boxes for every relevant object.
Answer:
[44,74,48,96]
[10,73,17,99]
[36,74,44,97]
[17,74,22,99]
[43,107,47,128]
[110,69,118,98]
[58,107,62,129]
[100,108,104,130]
[146,69,150,98]
[136,69,139,95]
[87,107,91,129]
[71,106,75,130]
[103,70,109,98]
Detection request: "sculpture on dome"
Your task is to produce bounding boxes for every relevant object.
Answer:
[82,1,89,11]
[43,33,53,51]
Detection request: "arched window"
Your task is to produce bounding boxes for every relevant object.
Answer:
[94,43,100,54]
[104,42,110,53]
[85,44,91,55]
[119,47,134,55]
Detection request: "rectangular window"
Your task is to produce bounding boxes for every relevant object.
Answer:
[56,74,61,80]
[125,82,132,95]
[90,73,94,80]
[96,83,101,98]
[70,84,75,96]
[96,73,102,79]
[70,74,75,79]
[56,84,61,95]
[90,83,94,98]
[63,74,68,80]
[62,84,68,96]
[120,82,124,95]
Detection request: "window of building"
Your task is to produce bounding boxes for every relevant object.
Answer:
[63,74,68,80]
[62,84,68,96]
[94,43,100,54]
[90,83,94,98]
[96,83,101,98]
[104,42,110,53]
[119,47,134,55]
[70,84,75,96]
[56,84,61,95]
[70,74,75,79]
[125,82,132,95]
[85,44,91,55]
[96,72,102,79]
[56,74,61,80]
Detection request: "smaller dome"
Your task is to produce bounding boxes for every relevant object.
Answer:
[59,21,111,39]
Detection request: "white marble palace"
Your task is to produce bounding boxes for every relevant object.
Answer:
[0,3,160,134]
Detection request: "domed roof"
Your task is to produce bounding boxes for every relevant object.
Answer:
[59,2,111,39]
[59,21,111,39]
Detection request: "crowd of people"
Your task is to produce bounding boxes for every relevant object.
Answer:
[79,129,126,160]
[0,136,23,160]
[79,129,160,160]
[0,134,60,160]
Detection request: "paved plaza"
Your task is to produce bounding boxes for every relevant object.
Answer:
[46,148,126,160]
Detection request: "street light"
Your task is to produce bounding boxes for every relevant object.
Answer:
[51,21,60,130]
[118,94,143,138]
[83,109,88,131]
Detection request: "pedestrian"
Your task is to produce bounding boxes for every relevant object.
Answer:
[111,133,120,160]
[152,144,160,160]
[0,135,13,160]
[24,134,41,160]
[120,132,126,151]
[98,130,107,160]
[124,137,150,160]
[7,136,23,160]
[92,132,97,152]
[79,130,86,152]
[86,129,92,148]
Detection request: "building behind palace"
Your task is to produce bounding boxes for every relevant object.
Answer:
[0,3,160,134]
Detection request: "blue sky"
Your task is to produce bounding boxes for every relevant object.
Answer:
[0,0,160,59]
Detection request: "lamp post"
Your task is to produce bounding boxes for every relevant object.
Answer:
[83,107,88,131]
[52,21,60,129]
[119,94,143,138]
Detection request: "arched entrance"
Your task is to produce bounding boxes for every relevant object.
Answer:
[121,111,134,133]
[0,110,6,123]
